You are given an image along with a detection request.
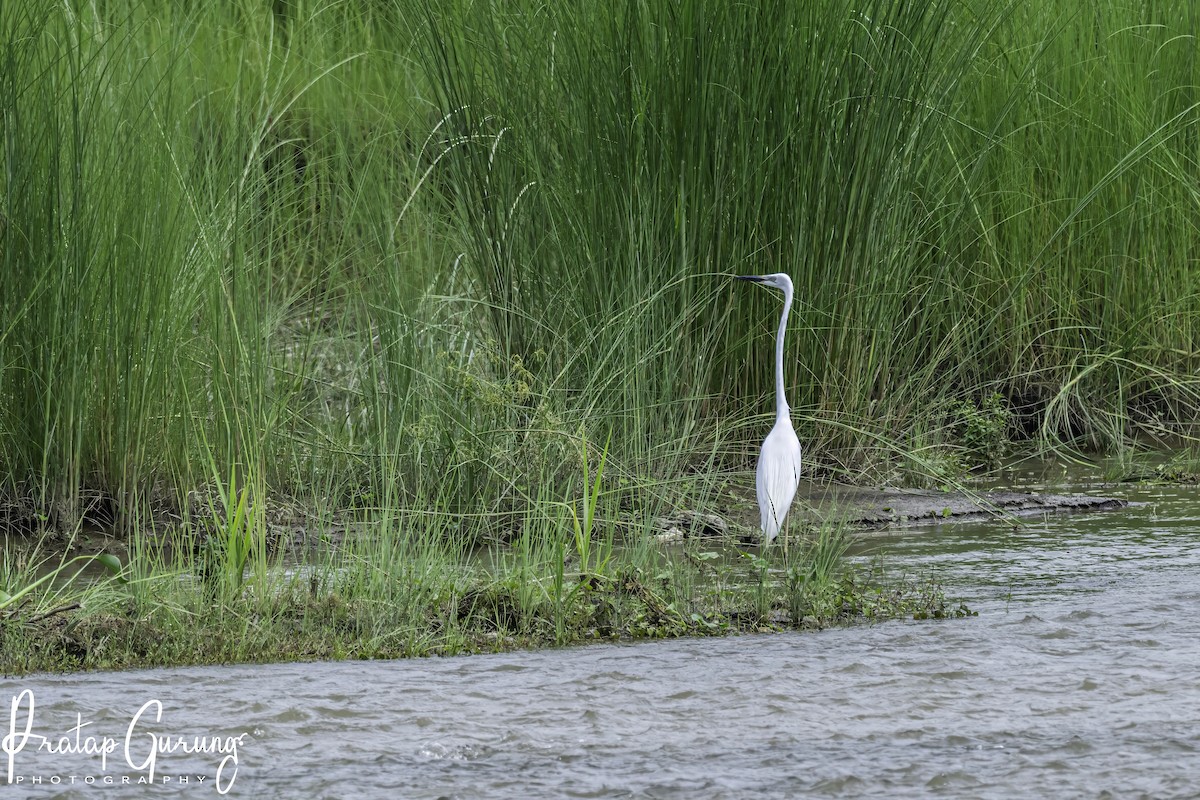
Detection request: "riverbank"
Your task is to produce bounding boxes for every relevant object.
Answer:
[5,470,1142,675]
[0,541,965,676]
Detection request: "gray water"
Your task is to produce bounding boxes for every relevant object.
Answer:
[5,471,1200,798]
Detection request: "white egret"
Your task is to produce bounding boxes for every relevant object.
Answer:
[737,273,802,544]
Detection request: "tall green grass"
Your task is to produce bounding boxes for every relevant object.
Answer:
[419,0,1200,473]
[2,0,1200,536]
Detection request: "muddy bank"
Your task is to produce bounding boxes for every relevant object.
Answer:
[792,483,1127,528]
[661,481,1131,543]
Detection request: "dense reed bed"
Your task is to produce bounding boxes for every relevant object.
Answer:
[0,0,1195,669]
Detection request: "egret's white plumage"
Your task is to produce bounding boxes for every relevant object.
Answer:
[738,272,802,543]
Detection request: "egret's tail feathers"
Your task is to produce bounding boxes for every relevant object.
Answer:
[760,510,782,543]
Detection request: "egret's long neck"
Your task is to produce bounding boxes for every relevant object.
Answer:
[774,284,793,422]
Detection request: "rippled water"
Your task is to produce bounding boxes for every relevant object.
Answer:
[6,472,1200,798]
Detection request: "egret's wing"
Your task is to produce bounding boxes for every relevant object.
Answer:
[756,430,802,541]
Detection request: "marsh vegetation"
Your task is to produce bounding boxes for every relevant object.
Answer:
[2,0,1198,671]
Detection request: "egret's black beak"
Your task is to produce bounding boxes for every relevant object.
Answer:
[736,275,764,283]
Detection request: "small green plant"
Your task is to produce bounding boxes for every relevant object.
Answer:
[194,455,268,602]
[948,392,1012,470]
[542,432,617,642]
[783,521,849,623]
[570,432,612,578]
[202,483,255,598]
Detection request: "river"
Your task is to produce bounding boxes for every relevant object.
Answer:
[4,466,1199,798]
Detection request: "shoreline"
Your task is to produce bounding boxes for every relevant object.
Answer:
[4,478,1131,676]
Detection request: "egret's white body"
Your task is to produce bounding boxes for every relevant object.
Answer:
[738,272,802,543]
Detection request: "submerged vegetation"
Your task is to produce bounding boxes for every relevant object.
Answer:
[0,0,1195,670]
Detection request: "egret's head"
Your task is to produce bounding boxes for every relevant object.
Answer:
[736,273,793,293]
